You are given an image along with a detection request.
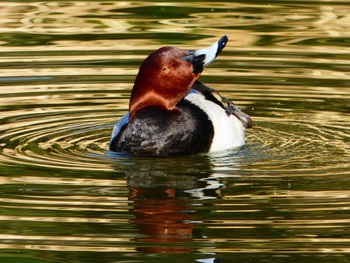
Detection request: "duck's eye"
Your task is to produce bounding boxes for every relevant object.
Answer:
[162,67,170,73]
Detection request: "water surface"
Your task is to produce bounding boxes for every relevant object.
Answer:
[0,1,350,262]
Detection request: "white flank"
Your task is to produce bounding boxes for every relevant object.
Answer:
[185,93,246,152]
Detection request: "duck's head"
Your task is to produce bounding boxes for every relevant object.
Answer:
[129,35,228,120]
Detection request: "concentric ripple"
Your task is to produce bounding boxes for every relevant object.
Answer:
[245,118,350,173]
[0,85,120,171]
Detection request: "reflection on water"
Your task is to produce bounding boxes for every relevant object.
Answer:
[0,0,350,262]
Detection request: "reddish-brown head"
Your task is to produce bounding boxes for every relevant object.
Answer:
[128,36,228,120]
[129,47,200,120]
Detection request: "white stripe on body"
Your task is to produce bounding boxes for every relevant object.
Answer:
[185,92,246,152]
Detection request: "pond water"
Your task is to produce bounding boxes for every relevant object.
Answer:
[0,1,350,262]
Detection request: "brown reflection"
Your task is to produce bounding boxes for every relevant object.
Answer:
[128,186,194,253]
[121,155,220,253]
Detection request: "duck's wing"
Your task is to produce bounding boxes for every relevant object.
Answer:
[110,113,129,146]
[191,81,253,128]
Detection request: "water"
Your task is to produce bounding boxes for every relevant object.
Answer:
[0,1,350,262]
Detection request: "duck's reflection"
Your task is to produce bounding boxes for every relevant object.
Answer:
[128,186,194,253]
[110,151,243,258]
[120,154,225,254]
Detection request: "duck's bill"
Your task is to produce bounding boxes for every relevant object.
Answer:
[181,35,228,74]
[194,35,228,67]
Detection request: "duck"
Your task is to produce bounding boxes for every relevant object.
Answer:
[109,35,252,156]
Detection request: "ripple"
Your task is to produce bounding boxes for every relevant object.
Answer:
[0,103,115,171]
[242,118,350,174]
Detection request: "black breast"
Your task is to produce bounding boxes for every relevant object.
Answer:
[110,100,214,156]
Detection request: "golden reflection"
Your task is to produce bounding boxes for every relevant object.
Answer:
[0,2,132,34]
[0,1,349,51]
[0,67,137,77]
[0,234,130,242]
[0,215,129,224]
[0,243,349,253]
[9,176,126,186]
